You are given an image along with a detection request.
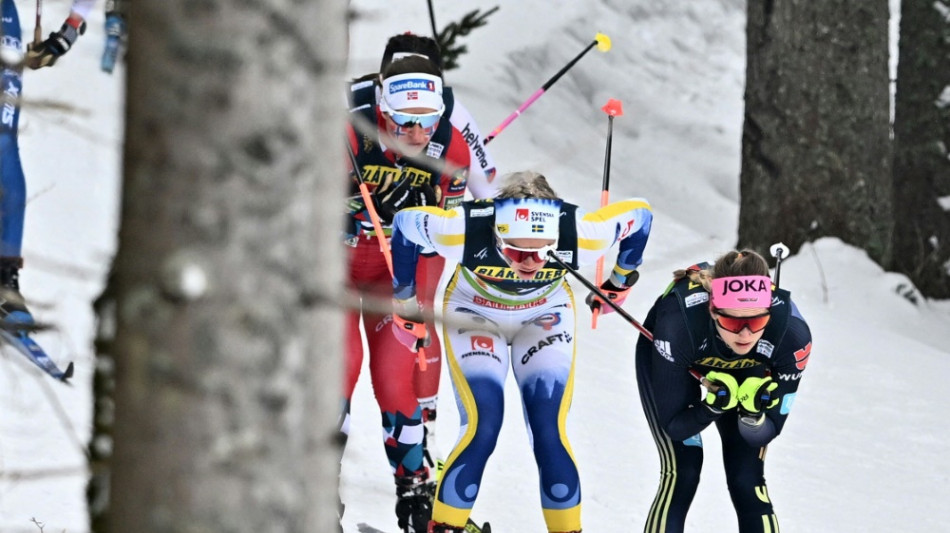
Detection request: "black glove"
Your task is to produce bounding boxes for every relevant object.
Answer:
[27,16,87,69]
[375,176,437,224]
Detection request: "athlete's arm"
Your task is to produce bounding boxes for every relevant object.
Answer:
[391,206,466,298]
[649,297,722,441]
[740,305,812,446]
[575,198,653,284]
[447,99,498,199]
[436,129,473,211]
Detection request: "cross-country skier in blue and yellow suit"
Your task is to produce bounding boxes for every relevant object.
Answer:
[389,171,653,533]
[1,0,97,328]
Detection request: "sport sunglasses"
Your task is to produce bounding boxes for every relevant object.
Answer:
[495,231,558,264]
[380,97,444,129]
[711,307,771,334]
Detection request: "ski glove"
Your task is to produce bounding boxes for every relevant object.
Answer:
[375,176,437,224]
[585,271,638,315]
[392,297,431,353]
[737,375,779,414]
[702,371,739,413]
[392,314,431,353]
[27,15,87,69]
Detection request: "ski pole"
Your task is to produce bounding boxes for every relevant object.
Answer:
[483,32,612,144]
[345,136,394,275]
[769,242,788,288]
[34,0,42,46]
[592,98,624,329]
[545,251,703,386]
[346,136,430,371]
[545,250,653,339]
[426,0,438,43]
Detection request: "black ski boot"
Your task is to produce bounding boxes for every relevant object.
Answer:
[395,470,433,533]
[428,522,465,533]
[421,406,445,482]
[428,519,492,533]
[0,256,33,329]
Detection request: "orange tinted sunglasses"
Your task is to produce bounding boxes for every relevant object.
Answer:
[712,308,771,334]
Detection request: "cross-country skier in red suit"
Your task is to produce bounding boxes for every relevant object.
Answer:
[341,54,474,533]
[349,33,501,484]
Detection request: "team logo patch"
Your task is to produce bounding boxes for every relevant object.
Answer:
[473,295,547,310]
[530,313,562,331]
[654,339,674,363]
[619,220,635,239]
[426,142,445,158]
[471,335,494,352]
[794,342,812,370]
[684,292,709,308]
[756,339,775,359]
[553,250,574,263]
[780,392,796,415]
[531,224,544,233]
[388,79,436,93]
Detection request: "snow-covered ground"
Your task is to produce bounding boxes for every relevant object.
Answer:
[0,1,121,531]
[1,0,947,531]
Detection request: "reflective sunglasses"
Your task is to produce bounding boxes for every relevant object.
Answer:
[711,307,771,334]
[495,234,558,264]
[380,97,444,129]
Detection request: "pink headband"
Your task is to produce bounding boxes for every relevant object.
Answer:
[710,275,772,309]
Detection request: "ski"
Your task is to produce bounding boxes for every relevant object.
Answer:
[465,518,491,533]
[0,329,73,381]
[356,517,490,533]
[356,524,389,533]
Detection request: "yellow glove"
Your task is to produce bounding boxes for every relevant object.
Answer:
[702,371,739,412]
[737,376,780,414]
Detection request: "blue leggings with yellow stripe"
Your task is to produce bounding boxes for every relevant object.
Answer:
[1,0,26,257]
[433,276,581,532]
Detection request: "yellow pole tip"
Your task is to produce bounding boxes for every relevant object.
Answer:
[595,32,612,52]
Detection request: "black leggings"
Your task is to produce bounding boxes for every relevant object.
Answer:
[635,343,780,533]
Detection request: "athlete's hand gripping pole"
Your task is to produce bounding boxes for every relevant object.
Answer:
[592,98,624,329]
[34,0,43,47]
[483,32,611,145]
[549,250,730,397]
[346,137,394,274]
[346,137,429,371]
[546,250,653,339]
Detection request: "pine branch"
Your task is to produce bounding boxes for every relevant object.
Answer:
[436,6,500,70]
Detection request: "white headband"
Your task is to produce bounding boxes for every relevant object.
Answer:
[381,73,443,112]
[494,198,562,240]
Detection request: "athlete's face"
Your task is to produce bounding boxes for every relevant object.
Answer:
[382,106,441,157]
[497,237,557,280]
[710,306,770,355]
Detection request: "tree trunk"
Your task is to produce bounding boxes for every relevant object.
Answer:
[95,1,348,532]
[740,0,892,265]
[891,0,950,298]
